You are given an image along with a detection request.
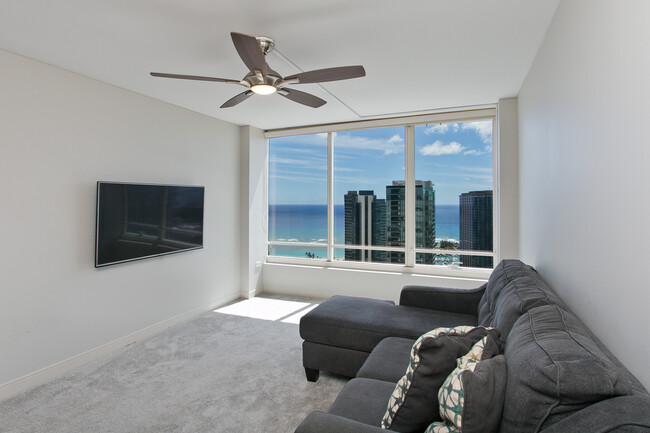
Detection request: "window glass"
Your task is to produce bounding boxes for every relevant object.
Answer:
[333,127,405,263]
[268,133,327,258]
[268,244,327,260]
[413,120,493,267]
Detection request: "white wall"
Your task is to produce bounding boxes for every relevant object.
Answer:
[518,0,650,390]
[497,98,519,260]
[240,126,268,298]
[0,50,241,395]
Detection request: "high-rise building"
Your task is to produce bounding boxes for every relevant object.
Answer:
[459,190,493,268]
[344,190,386,262]
[385,180,435,264]
[385,182,405,263]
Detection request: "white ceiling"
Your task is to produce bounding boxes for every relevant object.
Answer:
[0,0,559,131]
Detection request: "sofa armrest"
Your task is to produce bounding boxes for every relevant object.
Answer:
[294,411,385,433]
[399,283,486,316]
[540,396,650,433]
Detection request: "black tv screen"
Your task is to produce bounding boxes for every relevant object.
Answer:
[95,182,205,267]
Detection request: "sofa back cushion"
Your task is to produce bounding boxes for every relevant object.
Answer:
[498,305,634,433]
[488,276,565,343]
[478,260,564,341]
[478,260,533,324]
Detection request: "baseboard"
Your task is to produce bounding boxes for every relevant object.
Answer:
[0,292,241,402]
[241,288,259,299]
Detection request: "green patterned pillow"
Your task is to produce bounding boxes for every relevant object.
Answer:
[381,326,500,433]
[426,334,506,433]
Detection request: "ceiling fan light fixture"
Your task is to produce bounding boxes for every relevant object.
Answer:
[251,84,277,95]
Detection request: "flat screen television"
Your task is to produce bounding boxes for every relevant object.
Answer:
[95,182,205,267]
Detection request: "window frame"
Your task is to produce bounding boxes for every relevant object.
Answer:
[265,107,498,278]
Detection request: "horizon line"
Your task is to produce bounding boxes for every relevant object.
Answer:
[269,203,461,207]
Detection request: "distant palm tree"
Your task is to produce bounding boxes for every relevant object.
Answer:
[438,240,459,250]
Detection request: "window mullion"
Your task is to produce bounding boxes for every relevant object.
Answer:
[327,132,334,262]
[405,125,415,267]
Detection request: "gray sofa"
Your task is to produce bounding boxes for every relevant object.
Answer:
[296,260,650,432]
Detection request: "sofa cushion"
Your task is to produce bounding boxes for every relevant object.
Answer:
[328,377,397,427]
[484,276,565,342]
[357,337,415,383]
[483,260,534,300]
[300,295,477,353]
[381,326,501,433]
[428,337,505,433]
[478,260,541,325]
[499,305,635,433]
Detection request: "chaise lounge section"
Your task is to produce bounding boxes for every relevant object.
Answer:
[296,260,650,432]
[299,292,482,381]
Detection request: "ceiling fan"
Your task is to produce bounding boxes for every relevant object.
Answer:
[150,32,366,109]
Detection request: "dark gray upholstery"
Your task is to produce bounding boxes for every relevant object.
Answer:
[302,341,370,379]
[399,284,486,315]
[479,259,538,316]
[300,294,477,379]
[499,305,639,433]
[295,412,385,433]
[483,276,565,343]
[356,337,414,383]
[477,259,557,327]
[534,395,650,433]
[300,295,477,353]
[328,378,396,427]
[296,260,650,433]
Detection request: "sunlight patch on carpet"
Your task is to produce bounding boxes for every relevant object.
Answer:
[214,297,316,322]
[281,304,319,324]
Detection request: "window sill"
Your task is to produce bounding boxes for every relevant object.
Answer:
[265,255,492,281]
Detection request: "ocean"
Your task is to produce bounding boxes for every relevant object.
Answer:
[268,204,459,259]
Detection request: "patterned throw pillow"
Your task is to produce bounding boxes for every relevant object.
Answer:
[426,334,506,433]
[381,326,501,433]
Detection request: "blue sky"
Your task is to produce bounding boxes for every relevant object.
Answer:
[269,120,493,205]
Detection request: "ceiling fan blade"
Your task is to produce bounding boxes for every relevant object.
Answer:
[278,88,326,108]
[284,65,366,84]
[220,90,253,108]
[150,72,242,84]
[231,32,268,76]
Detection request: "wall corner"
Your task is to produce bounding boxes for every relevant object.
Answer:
[497,97,520,260]
[239,125,268,298]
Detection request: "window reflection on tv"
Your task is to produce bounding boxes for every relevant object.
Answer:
[95,182,204,267]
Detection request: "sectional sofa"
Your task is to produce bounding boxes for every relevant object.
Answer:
[296,260,650,432]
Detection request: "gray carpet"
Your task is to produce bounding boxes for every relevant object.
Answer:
[0,297,347,432]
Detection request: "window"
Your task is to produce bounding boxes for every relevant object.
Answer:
[267,109,496,272]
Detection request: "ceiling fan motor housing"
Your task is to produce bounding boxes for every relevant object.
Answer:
[243,69,282,88]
